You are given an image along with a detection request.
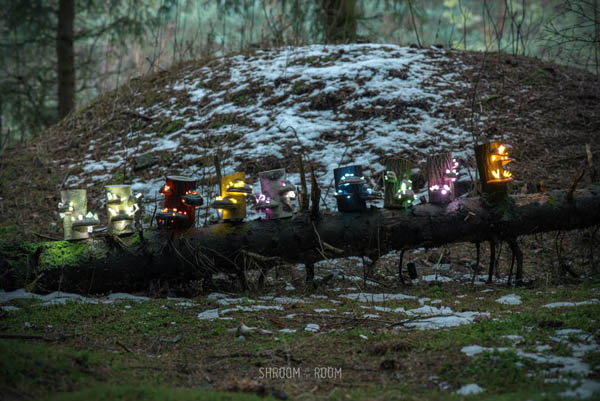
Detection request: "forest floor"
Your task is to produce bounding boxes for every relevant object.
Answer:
[1,256,600,401]
[1,44,599,400]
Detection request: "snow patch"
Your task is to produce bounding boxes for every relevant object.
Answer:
[543,299,599,309]
[339,293,417,302]
[559,380,600,399]
[405,312,490,330]
[305,323,320,333]
[197,309,220,320]
[455,384,485,395]
[495,294,522,305]
[420,274,453,283]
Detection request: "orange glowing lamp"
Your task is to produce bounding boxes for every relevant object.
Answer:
[475,141,514,195]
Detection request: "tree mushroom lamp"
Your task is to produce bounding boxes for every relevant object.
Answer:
[156,176,202,229]
[58,189,99,240]
[211,172,250,221]
[256,168,296,219]
[427,152,459,204]
[333,165,381,212]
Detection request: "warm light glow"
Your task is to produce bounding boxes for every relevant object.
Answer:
[488,144,513,183]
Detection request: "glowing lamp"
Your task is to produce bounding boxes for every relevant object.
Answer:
[333,165,381,212]
[181,190,204,207]
[256,168,296,219]
[105,185,141,235]
[156,176,201,229]
[384,157,414,209]
[58,189,99,240]
[475,142,513,195]
[427,152,458,204]
[211,172,249,221]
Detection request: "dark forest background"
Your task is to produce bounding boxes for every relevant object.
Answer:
[1,0,598,150]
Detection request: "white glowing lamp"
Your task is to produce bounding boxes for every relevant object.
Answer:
[105,185,139,235]
[59,189,98,240]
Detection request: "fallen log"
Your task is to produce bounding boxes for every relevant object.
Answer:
[1,188,599,294]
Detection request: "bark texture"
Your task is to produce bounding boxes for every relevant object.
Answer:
[320,0,357,43]
[1,189,599,294]
[57,0,75,119]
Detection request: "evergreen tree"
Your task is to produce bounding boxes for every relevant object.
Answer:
[0,0,174,143]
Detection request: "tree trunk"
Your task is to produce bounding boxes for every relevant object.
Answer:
[320,0,357,43]
[57,0,75,119]
[1,189,600,294]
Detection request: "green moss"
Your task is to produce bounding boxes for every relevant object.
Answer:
[37,241,104,271]
[128,234,141,245]
[0,340,103,395]
[2,240,107,288]
[111,171,130,184]
[0,225,20,243]
[292,80,306,94]
[547,193,563,209]
[158,119,185,136]
[206,113,254,129]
